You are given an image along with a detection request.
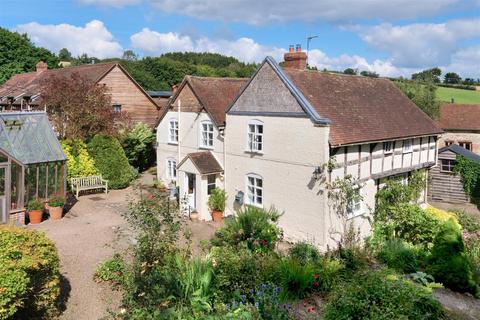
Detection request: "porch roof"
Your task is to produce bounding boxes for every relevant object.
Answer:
[177,151,223,175]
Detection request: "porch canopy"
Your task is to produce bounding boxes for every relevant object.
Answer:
[177,151,223,175]
[0,112,67,222]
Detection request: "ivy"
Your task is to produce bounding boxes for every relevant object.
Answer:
[454,156,480,200]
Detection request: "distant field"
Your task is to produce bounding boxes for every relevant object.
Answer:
[437,86,480,104]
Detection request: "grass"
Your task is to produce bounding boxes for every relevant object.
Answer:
[437,86,480,104]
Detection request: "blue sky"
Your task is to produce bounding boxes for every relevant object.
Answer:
[0,0,479,78]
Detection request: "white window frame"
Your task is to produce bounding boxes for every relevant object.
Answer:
[246,173,263,207]
[247,120,263,153]
[168,119,178,144]
[200,120,214,149]
[166,158,177,181]
[347,187,362,219]
[207,174,216,195]
[383,141,393,154]
[403,139,413,153]
[112,104,122,113]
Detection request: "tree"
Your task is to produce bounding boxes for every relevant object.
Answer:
[122,50,138,61]
[444,72,462,84]
[41,72,117,139]
[411,67,441,83]
[0,27,59,84]
[395,79,440,119]
[360,70,379,78]
[58,48,72,61]
[343,68,357,75]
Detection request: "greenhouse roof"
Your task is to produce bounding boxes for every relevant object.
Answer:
[0,112,66,165]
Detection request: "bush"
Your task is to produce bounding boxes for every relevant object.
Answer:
[0,226,60,319]
[61,139,98,181]
[87,134,135,189]
[27,198,44,211]
[94,254,128,287]
[211,206,283,252]
[377,238,426,273]
[121,123,156,172]
[279,258,315,300]
[427,219,478,295]
[314,257,344,293]
[323,269,444,320]
[288,242,321,266]
[455,210,480,232]
[48,196,65,207]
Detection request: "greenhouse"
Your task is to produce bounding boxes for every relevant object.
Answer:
[0,112,66,224]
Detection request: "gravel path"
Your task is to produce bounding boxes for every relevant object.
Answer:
[30,188,134,320]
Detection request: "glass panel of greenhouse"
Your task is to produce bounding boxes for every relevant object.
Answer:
[0,112,66,223]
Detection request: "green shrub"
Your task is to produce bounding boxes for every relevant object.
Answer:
[27,198,44,211]
[279,258,315,300]
[61,139,98,181]
[377,238,426,273]
[427,219,478,295]
[207,188,227,212]
[121,123,156,172]
[324,269,444,320]
[48,196,65,207]
[94,254,128,287]
[87,134,135,189]
[211,206,282,252]
[0,226,60,319]
[455,210,480,232]
[288,242,321,266]
[314,257,344,293]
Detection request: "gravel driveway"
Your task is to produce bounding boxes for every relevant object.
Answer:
[30,188,134,320]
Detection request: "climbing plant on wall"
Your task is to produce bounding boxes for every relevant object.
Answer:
[454,156,480,202]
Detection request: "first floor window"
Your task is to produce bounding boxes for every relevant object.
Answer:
[201,121,214,148]
[441,159,456,172]
[169,119,178,143]
[445,140,454,147]
[166,159,177,180]
[246,174,263,207]
[403,139,413,153]
[207,175,216,194]
[383,141,393,154]
[248,121,263,152]
[347,188,362,218]
[113,104,122,113]
[459,141,472,151]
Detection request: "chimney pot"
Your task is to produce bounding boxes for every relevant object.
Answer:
[289,45,294,53]
[172,84,178,93]
[283,45,307,70]
[36,61,48,74]
[296,44,301,52]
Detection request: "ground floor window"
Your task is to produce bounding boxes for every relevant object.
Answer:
[347,188,362,218]
[207,175,216,195]
[166,159,177,180]
[441,159,456,172]
[246,174,263,207]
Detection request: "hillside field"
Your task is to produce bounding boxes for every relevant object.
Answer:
[437,86,480,104]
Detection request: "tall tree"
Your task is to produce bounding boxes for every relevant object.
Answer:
[0,27,59,84]
[122,50,138,61]
[360,70,379,78]
[411,67,441,83]
[395,79,440,119]
[58,48,72,61]
[41,72,119,139]
[343,68,358,75]
[444,72,462,84]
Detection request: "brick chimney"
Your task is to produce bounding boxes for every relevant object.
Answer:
[283,44,307,70]
[36,61,48,74]
[172,84,178,93]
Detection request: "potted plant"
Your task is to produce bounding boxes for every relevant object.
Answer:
[28,199,44,224]
[208,188,227,222]
[48,196,65,220]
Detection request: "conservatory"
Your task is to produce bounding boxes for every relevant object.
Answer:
[0,112,66,224]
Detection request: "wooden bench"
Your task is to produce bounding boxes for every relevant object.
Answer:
[71,176,108,197]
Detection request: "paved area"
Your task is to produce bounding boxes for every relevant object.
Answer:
[30,188,134,320]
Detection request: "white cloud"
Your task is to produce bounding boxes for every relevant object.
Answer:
[15,20,123,59]
[354,18,480,68]
[446,45,480,79]
[130,29,194,53]
[148,0,464,25]
[77,0,142,7]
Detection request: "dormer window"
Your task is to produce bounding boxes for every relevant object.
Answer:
[200,121,214,148]
[247,120,263,153]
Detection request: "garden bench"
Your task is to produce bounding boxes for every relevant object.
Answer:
[71,176,108,197]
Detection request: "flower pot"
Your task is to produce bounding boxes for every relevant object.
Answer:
[190,211,199,221]
[49,206,64,220]
[212,210,224,222]
[29,209,44,224]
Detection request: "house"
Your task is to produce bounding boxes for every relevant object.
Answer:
[429,144,480,204]
[438,103,480,154]
[155,75,248,219]
[0,112,67,225]
[147,90,173,111]
[0,61,160,127]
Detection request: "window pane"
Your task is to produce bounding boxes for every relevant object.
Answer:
[256,178,262,188]
[257,125,263,134]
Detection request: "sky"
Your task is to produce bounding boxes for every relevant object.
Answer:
[0,0,479,78]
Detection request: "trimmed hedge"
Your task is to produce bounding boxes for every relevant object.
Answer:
[0,226,60,319]
[87,135,135,189]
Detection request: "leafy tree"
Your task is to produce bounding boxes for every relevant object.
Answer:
[360,70,379,78]
[412,67,441,83]
[58,48,72,61]
[0,27,59,84]
[41,72,117,139]
[121,123,156,171]
[343,68,357,75]
[122,50,138,61]
[444,72,462,84]
[395,79,440,119]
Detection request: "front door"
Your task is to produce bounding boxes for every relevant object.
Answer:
[0,166,7,224]
[185,173,196,210]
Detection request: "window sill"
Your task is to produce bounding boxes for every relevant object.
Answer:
[245,150,264,155]
[402,150,412,154]
[199,146,214,150]
[347,211,364,220]
[384,151,393,155]
[167,142,178,146]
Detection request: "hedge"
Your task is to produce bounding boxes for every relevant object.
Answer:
[87,134,135,189]
[0,226,60,319]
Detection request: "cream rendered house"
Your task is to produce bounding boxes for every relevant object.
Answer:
[224,51,443,250]
[155,75,247,220]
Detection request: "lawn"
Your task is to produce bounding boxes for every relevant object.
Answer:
[437,86,480,104]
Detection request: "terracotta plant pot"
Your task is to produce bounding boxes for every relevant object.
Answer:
[29,209,44,224]
[49,206,64,220]
[212,210,224,222]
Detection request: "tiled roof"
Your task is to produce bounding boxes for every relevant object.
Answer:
[438,103,480,131]
[283,68,443,146]
[177,151,223,175]
[0,62,117,105]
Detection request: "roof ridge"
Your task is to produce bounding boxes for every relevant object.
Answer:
[188,75,249,81]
